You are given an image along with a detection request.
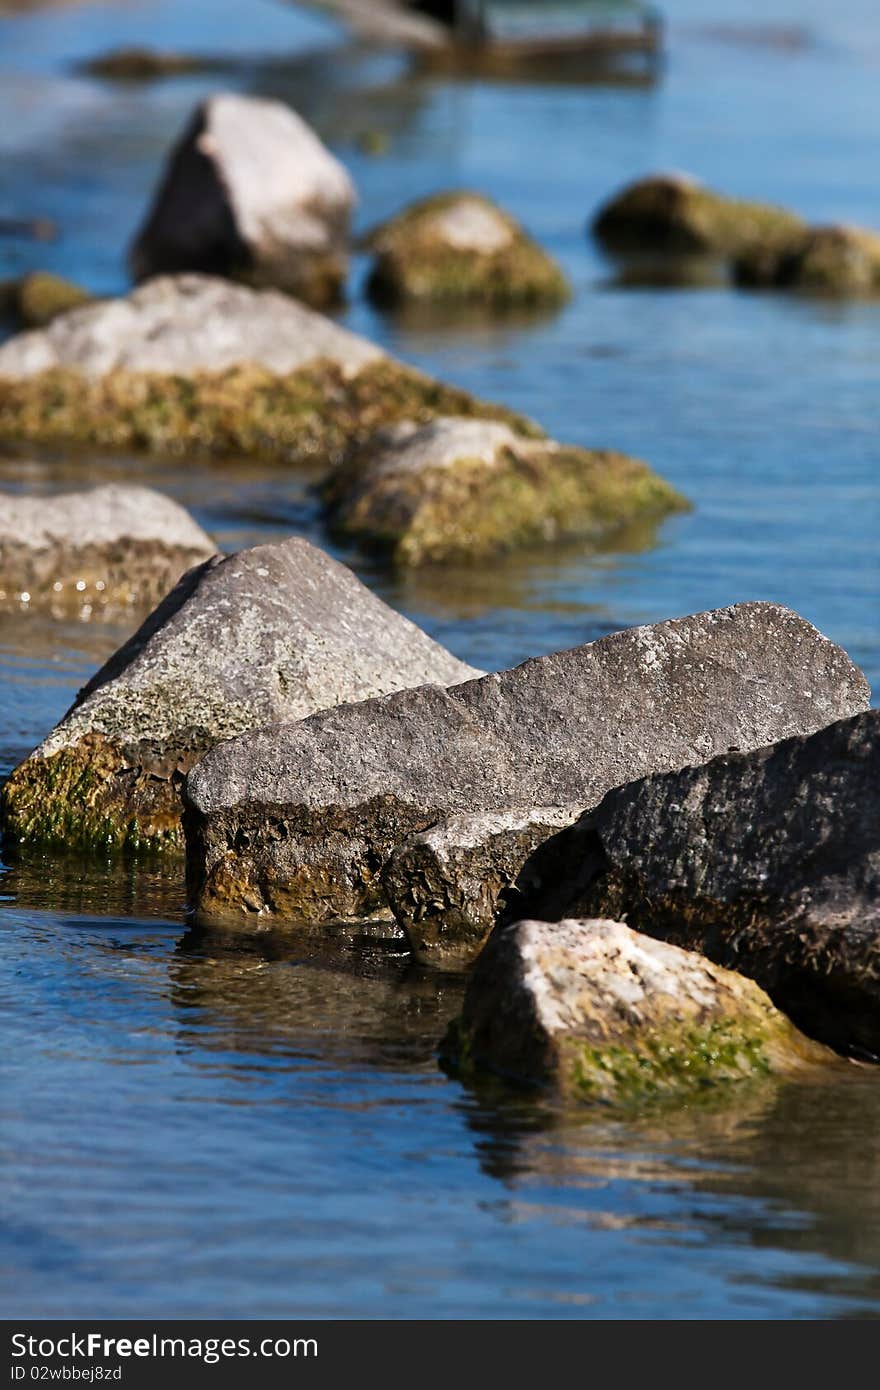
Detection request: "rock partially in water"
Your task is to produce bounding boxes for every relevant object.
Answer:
[383,805,585,967]
[326,416,687,566]
[80,46,218,81]
[593,173,804,260]
[1,536,479,854]
[0,484,215,613]
[365,191,569,307]
[184,601,868,929]
[0,274,536,461]
[130,95,356,308]
[444,918,836,1101]
[0,271,92,329]
[735,224,880,295]
[546,708,880,1061]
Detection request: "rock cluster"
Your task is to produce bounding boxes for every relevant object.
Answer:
[0,537,478,853]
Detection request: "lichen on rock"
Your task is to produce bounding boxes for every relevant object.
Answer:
[443,918,837,1103]
[365,190,570,307]
[325,416,687,565]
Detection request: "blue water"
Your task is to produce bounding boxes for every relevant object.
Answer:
[1,0,879,1319]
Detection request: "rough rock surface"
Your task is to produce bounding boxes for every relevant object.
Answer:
[130,95,356,307]
[1,536,479,853]
[0,484,215,612]
[0,274,535,461]
[365,191,569,306]
[444,918,835,1101]
[593,173,804,259]
[326,416,686,565]
[543,708,880,1060]
[735,224,880,295]
[383,806,585,967]
[183,601,868,927]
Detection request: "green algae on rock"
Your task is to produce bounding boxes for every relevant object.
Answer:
[735,223,880,295]
[593,173,804,260]
[0,275,537,461]
[0,536,479,855]
[326,416,686,565]
[0,271,92,329]
[443,918,837,1103]
[0,483,216,613]
[365,190,570,307]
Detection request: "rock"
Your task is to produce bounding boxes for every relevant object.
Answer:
[80,47,216,80]
[130,95,356,308]
[184,601,868,929]
[1,536,479,854]
[734,224,880,295]
[365,191,569,307]
[543,708,880,1061]
[382,805,585,967]
[0,274,536,461]
[443,918,836,1101]
[593,173,804,259]
[325,416,687,565]
[0,484,215,613]
[10,271,92,328]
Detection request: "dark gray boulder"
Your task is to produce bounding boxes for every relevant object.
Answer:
[1,536,478,854]
[184,601,868,930]
[538,708,880,1060]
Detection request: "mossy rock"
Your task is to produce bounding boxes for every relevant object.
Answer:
[0,271,92,330]
[0,359,539,465]
[735,224,880,295]
[593,173,805,259]
[444,918,838,1106]
[365,190,570,307]
[326,416,688,565]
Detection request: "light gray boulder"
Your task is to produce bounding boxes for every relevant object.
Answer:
[443,918,837,1101]
[0,484,215,612]
[130,95,357,307]
[183,601,868,930]
[1,536,478,854]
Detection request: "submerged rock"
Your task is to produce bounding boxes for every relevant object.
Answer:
[0,484,215,612]
[545,708,880,1061]
[325,416,686,566]
[184,601,867,929]
[365,191,569,307]
[444,918,835,1101]
[0,271,92,329]
[80,47,217,80]
[735,224,880,295]
[1,537,478,853]
[130,95,356,307]
[0,274,535,461]
[383,805,585,967]
[593,173,804,259]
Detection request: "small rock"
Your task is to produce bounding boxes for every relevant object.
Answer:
[0,274,535,461]
[365,191,569,306]
[0,484,215,612]
[444,918,836,1101]
[383,806,586,967]
[1,536,479,853]
[593,173,804,259]
[548,708,880,1061]
[326,416,686,565]
[184,601,868,929]
[735,224,880,295]
[80,47,216,81]
[11,271,92,328]
[130,94,356,308]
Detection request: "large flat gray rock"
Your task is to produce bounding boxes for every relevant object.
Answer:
[547,708,880,1060]
[0,484,215,612]
[1,536,478,853]
[184,601,869,928]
